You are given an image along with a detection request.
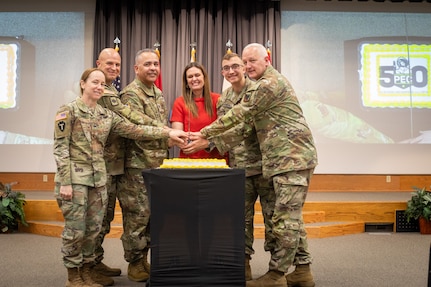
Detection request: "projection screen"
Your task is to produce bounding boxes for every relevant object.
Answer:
[281,11,431,174]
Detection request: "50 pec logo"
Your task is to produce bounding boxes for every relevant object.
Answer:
[379,57,428,89]
[360,43,430,108]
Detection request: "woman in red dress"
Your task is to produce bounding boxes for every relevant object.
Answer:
[171,62,225,159]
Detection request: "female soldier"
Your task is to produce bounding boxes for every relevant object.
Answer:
[53,68,186,287]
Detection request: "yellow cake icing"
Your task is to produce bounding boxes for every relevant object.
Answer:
[159,158,229,169]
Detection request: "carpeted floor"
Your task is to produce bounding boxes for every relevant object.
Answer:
[0,232,430,287]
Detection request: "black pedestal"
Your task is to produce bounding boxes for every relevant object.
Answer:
[143,168,245,287]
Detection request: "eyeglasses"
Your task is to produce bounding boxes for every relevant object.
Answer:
[221,64,243,72]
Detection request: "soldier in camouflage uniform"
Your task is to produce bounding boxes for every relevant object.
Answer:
[217,53,276,282]
[93,48,158,285]
[54,68,186,287]
[190,43,318,287]
[117,49,170,282]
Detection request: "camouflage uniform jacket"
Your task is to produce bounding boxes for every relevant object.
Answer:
[214,77,262,177]
[120,78,169,169]
[202,66,318,179]
[97,84,151,175]
[53,97,170,187]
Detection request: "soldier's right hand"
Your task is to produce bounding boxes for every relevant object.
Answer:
[168,129,188,145]
[60,185,73,201]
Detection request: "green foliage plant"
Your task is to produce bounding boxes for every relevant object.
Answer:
[0,182,28,233]
[405,186,431,222]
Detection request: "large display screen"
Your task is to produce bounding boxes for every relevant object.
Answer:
[0,11,88,171]
[0,37,35,111]
[359,41,430,109]
[281,11,431,173]
[344,37,431,143]
[0,43,18,109]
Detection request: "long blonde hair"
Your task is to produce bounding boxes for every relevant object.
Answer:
[181,62,213,118]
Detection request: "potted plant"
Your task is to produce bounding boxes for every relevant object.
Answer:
[0,181,28,233]
[404,186,431,234]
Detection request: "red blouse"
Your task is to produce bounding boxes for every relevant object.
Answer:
[171,92,225,159]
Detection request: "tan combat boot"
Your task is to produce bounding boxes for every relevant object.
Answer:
[94,262,121,277]
[66,267,88,287]
[142,248,151,274]
[245,255,252,281]
[285,264,315,287]
[90,270,114,286]
[246,270,286,287]
[127,258,149,282]
[81,264,103,287]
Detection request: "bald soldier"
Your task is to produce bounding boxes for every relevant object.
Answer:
[93,48,159,285]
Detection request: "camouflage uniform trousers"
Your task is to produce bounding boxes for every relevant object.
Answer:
[245,174,276,257]
[55,184,108,268]
[117,167,151,263]
[268,168,314,273]
[94,174,120,263]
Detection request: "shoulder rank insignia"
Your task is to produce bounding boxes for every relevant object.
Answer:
[110,97,119,106]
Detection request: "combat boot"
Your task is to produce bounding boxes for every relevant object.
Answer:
[245,255,252,281]
[91,270,114,286]
[81,264,103,287]
[127,258,149,282]
[142,248,151,274]
[246,270,286,287]
[285,264,315,287]
[94,262,121,277]
[66,267,88,287]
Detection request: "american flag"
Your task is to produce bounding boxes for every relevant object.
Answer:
[112,76,121,92]
[154,44,162,90]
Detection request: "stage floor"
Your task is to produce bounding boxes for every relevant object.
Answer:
[21,190,412,202]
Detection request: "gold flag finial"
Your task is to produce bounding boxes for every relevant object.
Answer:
[190,42,197,62]
[114,37,121,52]
[226,39,233,54]
[154,41,161,58]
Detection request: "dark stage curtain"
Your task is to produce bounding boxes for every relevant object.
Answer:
[93,0,281,112]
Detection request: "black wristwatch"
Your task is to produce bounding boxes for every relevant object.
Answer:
[206,140,215,152]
